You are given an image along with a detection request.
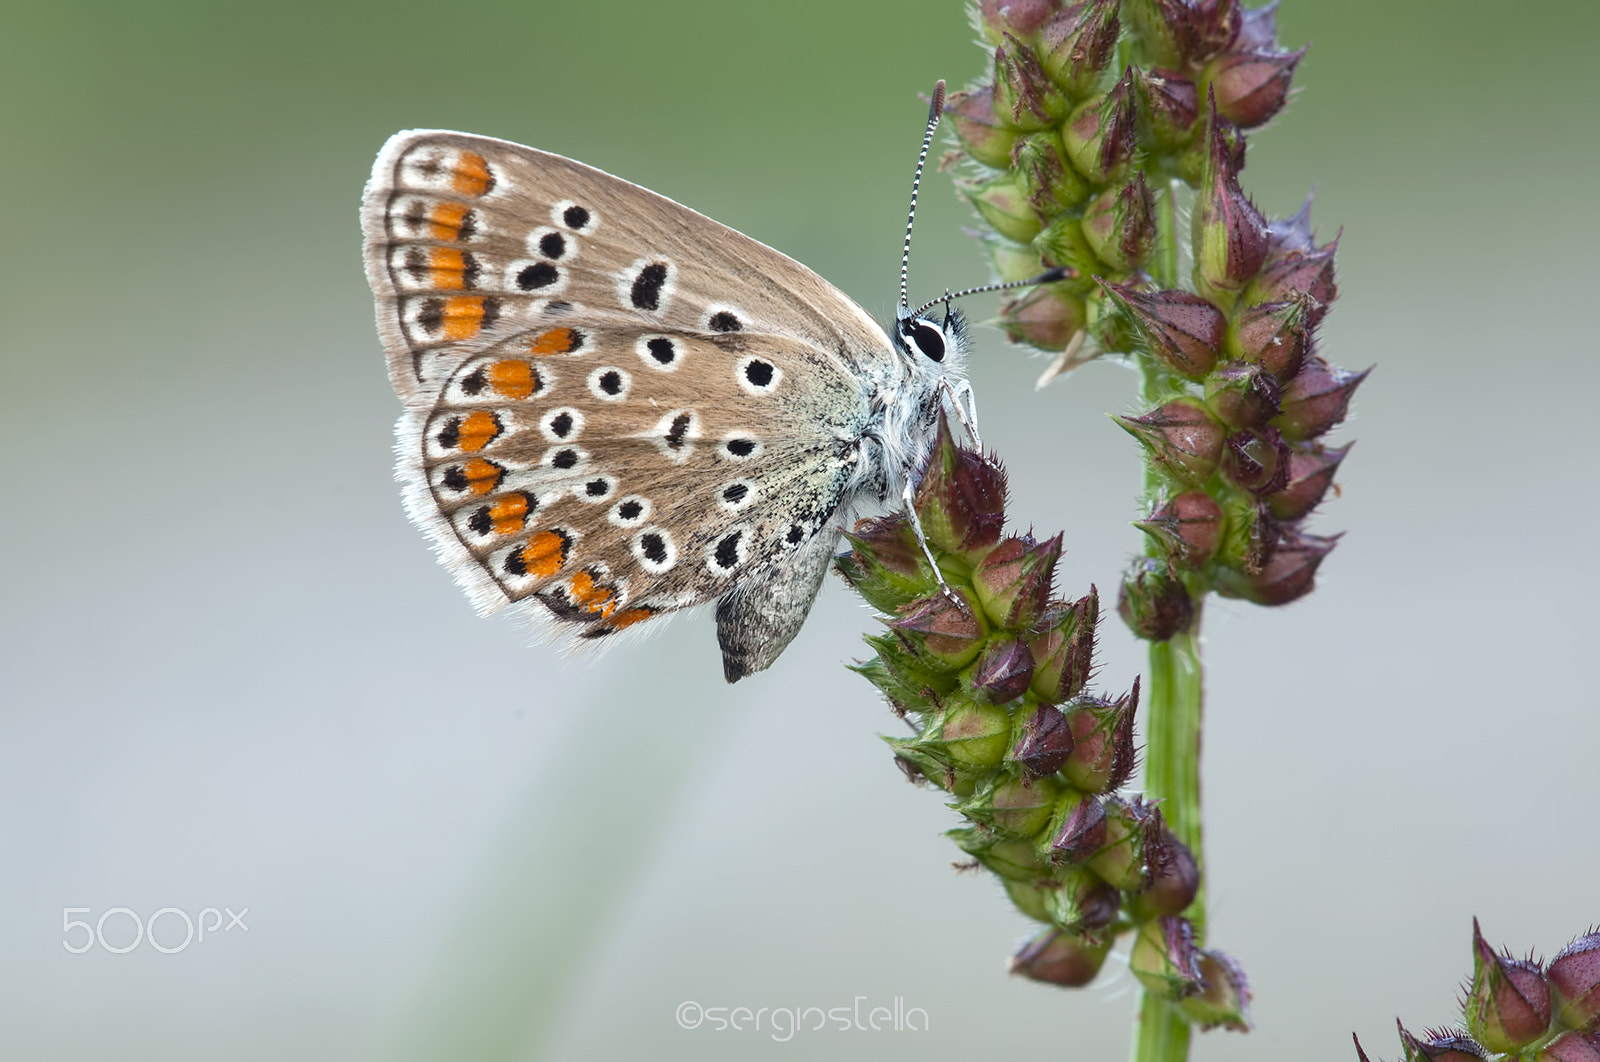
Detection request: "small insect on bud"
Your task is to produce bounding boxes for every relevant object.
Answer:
[1101,282,1226,380]
[946,86,1019,169]
[1549,930,1600,1033]
[1011,926,1114,987]
[994,33,1071,130]
[1119,558,1195,639]
[913,414,1007,554]
[1466,919,1554,1053]
[1207,47,1304,129]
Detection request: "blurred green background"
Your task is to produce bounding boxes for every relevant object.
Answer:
[2,1,1597,1059]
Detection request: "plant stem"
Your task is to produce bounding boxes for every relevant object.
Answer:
[1130,176,1207,1062]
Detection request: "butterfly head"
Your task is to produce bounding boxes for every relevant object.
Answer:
[892,304,968,375]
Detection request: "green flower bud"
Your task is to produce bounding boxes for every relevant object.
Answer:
[1081,172,1157,272]
[1130,915,1205,1000]
[1028,590,1099,701]
[1038,0,1122,98]
[1132,65,1200,151]
[947,85,1019,169]
[937,700,1015,769]
[1193,104,1269,296]
[1014,130,1090,214]
[1087,795,1159,890]
[951,826,1048,879]
[1227,296,1310,379]
[973,533,1062,629]
[963,170,1044,243]
[998,285,1089,350]
[914,413,1007,554]
[837,515,936,613]
[1206,361,1283,430]
[1061,73,1138,184]
[1061,680,1139,791]
[888,591,988,670]
[994,33,1071,130]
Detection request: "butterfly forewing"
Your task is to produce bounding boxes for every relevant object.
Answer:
[362,131,897,648]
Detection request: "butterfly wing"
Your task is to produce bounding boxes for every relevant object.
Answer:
[361,131,895,670]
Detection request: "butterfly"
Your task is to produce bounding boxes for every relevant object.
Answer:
[360,83,1042,681]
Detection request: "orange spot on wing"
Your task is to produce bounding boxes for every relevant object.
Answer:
[487,359,536,399]
[441,296,486,340]
[462,458,504,495]
[456,409,501,452]
[426,201,470,240]
[451,151,493,197]
[489,494,530,535]
[528,327,578,357]
[606,607,656,631]
[520,531,569,579]
[567,571,617,617]
[428,247,466,290]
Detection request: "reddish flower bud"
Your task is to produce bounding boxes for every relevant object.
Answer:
[1215,529,1339,605]
[1029,589,1098,702]
[1038,0,1122,97]
[1115,397,1225,485]
[1130,915,1205,999]
[1396,1024,1490,1062]
[1540,1032,1600,1062]
[994,33,1070,130]
[1061,71,1138,183]
[1012,702,1076,777]
[1101,283,1225,379]
[977,0,1061,45]
[1132,66,1199,150]
[1208,47,1304,129]
[889,590,987,669]
[972,773,1060,837]
[1275,359,1369,441]
[1222,425,1291,495]
[946,86,1018,169]
[1138,490,1224,567]
[914,414,1007,554]
[974,533,1061,629]
[1134,828,1201,916]
[837,515,935,613]
[1120,558,1195,639]
[1038,867,1122,932]
[1206,360,1284,429]
[1549,930,1600,1033]
[998,285,1088,351]
[936,700,1015,770]
[1266,442,1350,520]
[1180,948,1253,1031]
[1061,678,1139,792]
[973,635,1037,703]
[1014,130,1091,215]
[1082,172,1158,272]
[1048,791,1108,862]
[1227,296,1311,378]
[1193,103,1269,293]
[1087,795,1159,890]
[1467,919,1554,1052]
[1011,926,1113,987]
[1249,242,1338,325]
[962,170,1044,243]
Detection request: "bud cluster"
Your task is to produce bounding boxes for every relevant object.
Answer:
[948,0,1364,635]
[835,417,1247,1027]
[1355,921,1600,1062]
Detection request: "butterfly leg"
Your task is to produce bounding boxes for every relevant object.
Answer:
[940,377,982,451]
[902,479,971,614]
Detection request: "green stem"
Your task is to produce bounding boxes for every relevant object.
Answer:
[1130,173,1206,1062]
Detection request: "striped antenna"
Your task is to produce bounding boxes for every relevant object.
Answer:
[898,79,947,313]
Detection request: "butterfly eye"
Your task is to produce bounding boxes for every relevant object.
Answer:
[904,318,946,363]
